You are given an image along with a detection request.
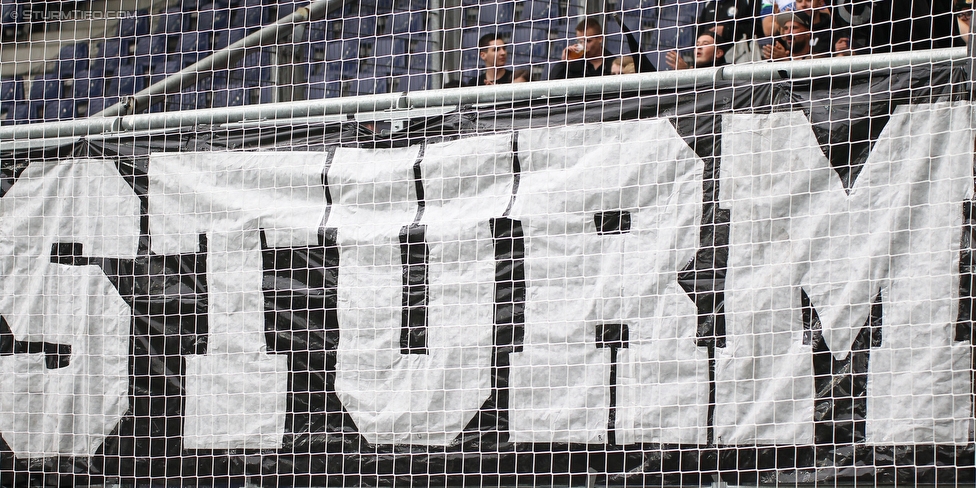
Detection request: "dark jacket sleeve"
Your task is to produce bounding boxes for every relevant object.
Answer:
[549,61,568,80]
[615,15,657,72]
[549,59,586,79]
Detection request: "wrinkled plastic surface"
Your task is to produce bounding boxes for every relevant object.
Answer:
[0,63,973,486]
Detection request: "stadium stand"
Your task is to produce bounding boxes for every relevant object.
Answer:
[0,0,960,123]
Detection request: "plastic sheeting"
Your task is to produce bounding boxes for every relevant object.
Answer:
[0,62,973,486]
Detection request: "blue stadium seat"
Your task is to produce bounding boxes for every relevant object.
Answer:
[197,4,231,31]
[43,99,77,121]
[0,76,23,124]
[100,37,132,59]
[93,38,134,76]
[340,16,377,38]
[360,62,393,83]
[652,0,701,52]
[0,78,23,101]
[476,2,515,25]
[243,85,275,104]
[273,1,307,19]
[105,64,146,97]
[166,90,208,111]
[29,73,62,101]
[0,0,21,39]
[231,50,274,86]
[460,31,483,70]
[405,38,433,72]
[392,72,428,92]
[54,42,90,78]
[156,9,188,34]
[0,101,28,124]
[117,10,151,37]
[133,35,169,73]
[87,97,119,116]
[620,0,649,11]
[72,71,104,99]
[72,98,93,117]
[389,10,426,33]
[176,32,212,66]
[307,73,341,99]
[211,83,247,107]
[346,76,388,96]
[149,60,184,85]
[214,27,247,49]
[304,20,330,42]
[320,40,362,78]
[394,0,429,11]
[230,0,268,30]
[373,37,406,70]
[378,0,398,12]
[519,0,554,20]
[513,25,549,60]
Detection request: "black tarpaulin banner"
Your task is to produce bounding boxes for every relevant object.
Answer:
[0,63,974,487]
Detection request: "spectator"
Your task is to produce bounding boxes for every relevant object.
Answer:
[512,69,530,82]
[784,0,832,56]
[465,34,512,86]
[698,0,763,62]
[831,0,936,55]
[762,11,813,60]
[611,56,636,74]
[760,0,796,35]
[666,31,729,69]
[956,0,972,45]
[611,13,657,72]
[549,17,614,79]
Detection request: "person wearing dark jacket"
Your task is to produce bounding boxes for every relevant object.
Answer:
[611,13,657,72]
[549,17,615,79]
[831,0,937,54]
[666,30,729,68]
[698,0,763,62]
[465,34,512,86]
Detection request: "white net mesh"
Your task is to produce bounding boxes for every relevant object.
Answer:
[0,0,974,486]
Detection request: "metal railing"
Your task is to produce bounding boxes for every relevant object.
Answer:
[0,46,965,141]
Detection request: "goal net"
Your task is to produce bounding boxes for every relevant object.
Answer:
[0,0,973,486]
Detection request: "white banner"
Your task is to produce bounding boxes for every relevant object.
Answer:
[718,103,974,445]
[1,111,973,456]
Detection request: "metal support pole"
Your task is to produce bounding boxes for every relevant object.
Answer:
[428,0,444,90]
[0,47,965,141]
[92,0,347,118]
[968,4,976,92]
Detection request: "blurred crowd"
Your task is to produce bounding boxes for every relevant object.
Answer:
[465,0,971,85]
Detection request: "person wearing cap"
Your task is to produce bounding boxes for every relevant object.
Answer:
[465,34,512,86]
[666,30,730,69]
[762,11,813,60]
[759,0,796,36]
[781,0,831,55]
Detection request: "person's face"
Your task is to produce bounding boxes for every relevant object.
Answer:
[694,34,722,66]
[576,27,603,58]
[793,0,814,11]
[959,10,972,26]
[479,39,507,68]
[780,21,811,51]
